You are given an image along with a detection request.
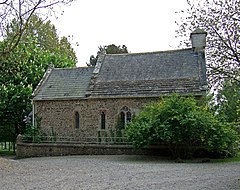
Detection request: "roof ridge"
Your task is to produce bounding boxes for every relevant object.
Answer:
[105,48,192,56]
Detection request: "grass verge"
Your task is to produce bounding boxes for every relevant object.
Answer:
[210,151,240,163]
[0,149,15,156]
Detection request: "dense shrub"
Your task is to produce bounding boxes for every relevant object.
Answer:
[126,94,239,159]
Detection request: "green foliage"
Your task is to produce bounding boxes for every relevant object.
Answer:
[115,116,124,131]
[23,123,42,143]
[211,151,240,163]
[48,127,57,143]
[23,116,46,143]
[126,94,239,158]
[0,17,76,144]
[87,44,128,66]
[97,131,101,144]
[110,128,115,144]
[104,131,108,143]
[0,148,15,156]
[116,129,123,143]
[5,14,77,64]
[99,44,128,55]
[0,0,75,55]
[214,80,240,123]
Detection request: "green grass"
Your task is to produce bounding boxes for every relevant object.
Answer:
[210,151,240,163]
[0,149,15,156]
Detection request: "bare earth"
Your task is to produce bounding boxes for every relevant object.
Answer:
[0,155,240,190]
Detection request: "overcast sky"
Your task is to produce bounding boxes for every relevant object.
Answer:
[51,0,189,67]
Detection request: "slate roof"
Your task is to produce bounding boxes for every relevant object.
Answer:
[89,48,206,98]
[33,48,206,100]
[33,67,94,100]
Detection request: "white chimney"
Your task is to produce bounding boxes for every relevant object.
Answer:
[190,28,207,50]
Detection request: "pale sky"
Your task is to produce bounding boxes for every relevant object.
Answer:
[51,0,189,67]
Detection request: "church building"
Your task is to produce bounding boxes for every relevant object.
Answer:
[32,29,207,143]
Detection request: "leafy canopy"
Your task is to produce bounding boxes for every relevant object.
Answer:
[87,44,128,67]
[5,14,77,63]
[0,14,76,144]
[214,79,240,123]
[126,94,239,158]
[0,0,75,55]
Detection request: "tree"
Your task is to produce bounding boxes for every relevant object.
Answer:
[0,0,75,55]
[126,94,239,159]
[0,36,75,152]
[87,44,128,67]
[214,79,240,123]
[59,36,77,63]
[100,44,128,54]
[0,1,77,152]
[176,0,240,87]
[5,14,77,63]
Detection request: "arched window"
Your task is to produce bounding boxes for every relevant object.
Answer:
[118,106,132,129]
[126,111,131,123]
[75,111,80,129]
[100,111,106,129]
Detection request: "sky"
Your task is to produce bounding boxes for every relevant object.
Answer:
[51,0,189,67]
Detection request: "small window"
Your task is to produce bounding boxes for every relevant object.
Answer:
[75,111,80,129]
[100,111,106,129]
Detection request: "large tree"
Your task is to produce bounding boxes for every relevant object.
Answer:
[0,0,75,55]
[87,44,128,67]
[0,36,75,151]
[176,0,240,87]
[5,14,77,63]
[0,5,77,150]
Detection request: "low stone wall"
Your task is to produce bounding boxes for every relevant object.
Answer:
[16,142,170,158]
[16,134,170,158]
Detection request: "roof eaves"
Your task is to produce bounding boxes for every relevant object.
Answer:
[33,96,88,101]
[88,91,206,100]
[32,67,53,98]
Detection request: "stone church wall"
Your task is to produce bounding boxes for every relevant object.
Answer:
[34,97,159,142]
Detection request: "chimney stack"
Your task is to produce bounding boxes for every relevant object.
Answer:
[190,28,207,51]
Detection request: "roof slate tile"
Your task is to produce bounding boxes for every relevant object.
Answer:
[33,48,206,100]
[90,48,205,97]
[33,67,94,100]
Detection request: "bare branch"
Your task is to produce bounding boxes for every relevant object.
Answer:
[176,0,240,87]
[0,0,8,4]
[0,0,75,55]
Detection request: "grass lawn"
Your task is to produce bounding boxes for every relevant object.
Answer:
[0,149,15,156]
[0,143,15,156]
[210,151,240,163]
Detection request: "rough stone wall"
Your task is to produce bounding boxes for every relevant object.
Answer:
[34,97,159,141]
[16,142,170,158]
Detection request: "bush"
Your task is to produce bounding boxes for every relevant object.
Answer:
[23,116,47,143]
[23,123,43,143]
[126,94,239,159]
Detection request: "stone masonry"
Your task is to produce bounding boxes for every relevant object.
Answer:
[34,97,159,141]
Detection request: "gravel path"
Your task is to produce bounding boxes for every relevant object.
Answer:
[0,155,240,190]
